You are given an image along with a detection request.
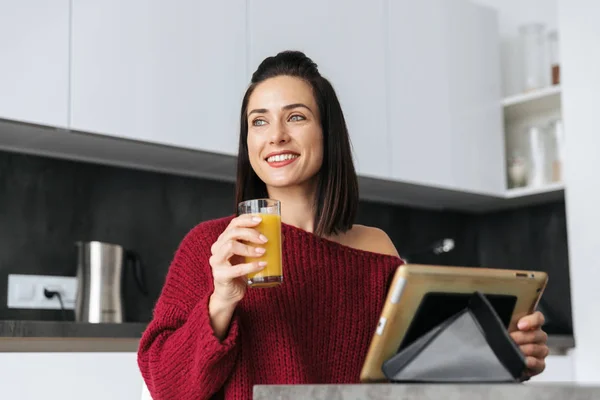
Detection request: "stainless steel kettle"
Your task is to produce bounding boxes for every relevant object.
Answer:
[75,241,147,323]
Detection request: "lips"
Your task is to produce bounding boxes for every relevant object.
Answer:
[265,151,300,168]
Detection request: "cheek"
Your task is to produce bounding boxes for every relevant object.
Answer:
[247,135,260,158]
[313,131,324,161]
[246,136,263,172]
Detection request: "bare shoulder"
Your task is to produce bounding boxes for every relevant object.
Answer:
[344,225,401,257]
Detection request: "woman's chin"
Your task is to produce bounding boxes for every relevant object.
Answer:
[263,179,297,188]
[262,175,318,192]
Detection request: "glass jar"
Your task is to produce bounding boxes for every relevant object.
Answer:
[507,152,528,189]
[519,23,546,92]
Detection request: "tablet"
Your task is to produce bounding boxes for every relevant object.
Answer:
[359,264,548,383]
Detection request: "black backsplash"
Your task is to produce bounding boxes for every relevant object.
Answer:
[0,150,572,334]
[476,203,572,334]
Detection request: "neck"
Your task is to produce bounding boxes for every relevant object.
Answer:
[267,182,318,233]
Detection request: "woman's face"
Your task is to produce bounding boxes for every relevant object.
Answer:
[246,75,324,190]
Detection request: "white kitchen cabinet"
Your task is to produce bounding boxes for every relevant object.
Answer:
[0,1,69,128]
[388,0,505,194]
[70,0,246,156]
[247,0,389,179]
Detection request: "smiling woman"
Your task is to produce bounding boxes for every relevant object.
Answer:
[246,78,324,196]
[236,52,358,237]
[136,50,549,400]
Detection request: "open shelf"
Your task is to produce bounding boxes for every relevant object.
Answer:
[500,182,565,209]
[502,86,562,120]
[506,181,564,198]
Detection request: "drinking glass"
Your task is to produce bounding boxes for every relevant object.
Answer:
[237,199,283,288]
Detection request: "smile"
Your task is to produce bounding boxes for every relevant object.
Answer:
[266,153,299,163]
[265,152,300,168]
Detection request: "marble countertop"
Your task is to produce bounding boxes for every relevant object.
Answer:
[254,384,600,400]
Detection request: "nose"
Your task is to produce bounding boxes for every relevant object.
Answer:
[269,120,290,145]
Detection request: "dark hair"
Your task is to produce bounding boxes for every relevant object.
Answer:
[235,50,358,236]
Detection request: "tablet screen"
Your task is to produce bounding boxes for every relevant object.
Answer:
[397,292,518,353]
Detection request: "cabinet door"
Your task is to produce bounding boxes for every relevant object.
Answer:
[0,1,69,127]
[389,0,505,194]
[71,1,246,156]
[247,0,389,179]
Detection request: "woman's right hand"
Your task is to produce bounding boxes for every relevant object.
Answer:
[209,214,268,305]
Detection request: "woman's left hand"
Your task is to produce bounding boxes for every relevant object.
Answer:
[510,311,549,378]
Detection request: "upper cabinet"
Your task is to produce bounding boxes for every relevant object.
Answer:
[0,0,519,210]
[70,0,247,156]
[388,0,505,194]
[0,1,69,128]
[247,0,390,179]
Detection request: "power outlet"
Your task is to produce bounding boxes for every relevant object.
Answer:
[7,274,77,310]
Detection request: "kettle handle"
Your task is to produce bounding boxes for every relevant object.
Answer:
[126,251,148,296]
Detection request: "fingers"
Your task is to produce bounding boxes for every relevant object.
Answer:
[525,356,546,376]
[518,311,545,330]
[210,214,268,259]
[211,225,267,255]
[212,261,266,282]
[210,214,262,250]
[221,227,268,245]
[511,329,548,345]
[520,343,549,359]
[210,240,265,267]
[231,213,263,227]
[512,311,548,379]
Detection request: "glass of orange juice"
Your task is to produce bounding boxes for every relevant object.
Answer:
[237,198,283,288]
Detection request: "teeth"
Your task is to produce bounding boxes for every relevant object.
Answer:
[267,154,299,163]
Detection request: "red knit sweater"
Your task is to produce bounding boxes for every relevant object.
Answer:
[138,216,403,400]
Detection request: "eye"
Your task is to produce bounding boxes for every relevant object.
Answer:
[289,114,305,122]
[252,119,267,127]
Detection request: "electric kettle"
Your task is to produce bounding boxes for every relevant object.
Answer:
[75,241,148,323]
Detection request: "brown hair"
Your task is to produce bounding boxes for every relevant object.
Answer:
[234,50,358,236]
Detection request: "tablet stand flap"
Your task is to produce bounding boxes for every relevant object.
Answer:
[382,291,527,383]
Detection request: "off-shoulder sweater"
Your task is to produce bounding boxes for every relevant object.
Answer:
[137,216,403,399]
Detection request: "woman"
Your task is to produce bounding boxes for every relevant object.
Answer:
[137,51,549,400]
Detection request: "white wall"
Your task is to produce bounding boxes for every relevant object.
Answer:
[528,353,575,383]
[0,353,142,400]
[470,0,559,96]
[557,0,600,385]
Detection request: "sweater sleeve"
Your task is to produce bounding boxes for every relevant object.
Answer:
[137,223,240,400]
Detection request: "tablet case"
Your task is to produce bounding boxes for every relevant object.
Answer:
[382,291,527,383]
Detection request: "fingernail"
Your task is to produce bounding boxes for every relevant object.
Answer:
[255,247,266,254]
[258,261,267,268]
[259,234,268,243]
[252,216,262,223]
[518,321,528,330]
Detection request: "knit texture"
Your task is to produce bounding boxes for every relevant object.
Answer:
[138,216,404,400]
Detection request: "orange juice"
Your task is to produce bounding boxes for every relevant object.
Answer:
[246,213,283,288]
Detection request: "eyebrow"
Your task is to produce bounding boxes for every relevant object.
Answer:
[247,103,313,117]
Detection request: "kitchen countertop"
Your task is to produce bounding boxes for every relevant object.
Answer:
[0,320,147,352]
[253,384,600,400]
[0,320,575,354]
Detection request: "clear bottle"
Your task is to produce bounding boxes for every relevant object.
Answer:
[548,30,560,85]
[526,125,547,187]
[519,23,547,92]
[547,119,565,182]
